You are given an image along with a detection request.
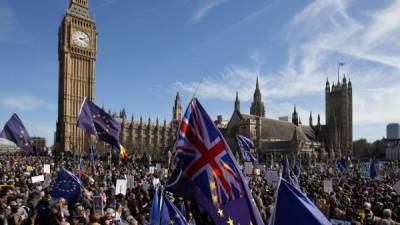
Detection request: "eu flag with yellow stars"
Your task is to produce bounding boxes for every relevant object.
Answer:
[51,168,83,202]
[77,98,121,147]
[0,113,34,153]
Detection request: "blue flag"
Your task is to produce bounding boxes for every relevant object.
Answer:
[336,159,346,173]
[51,168,83,202]
[167,98,264,225]
[89,146,96,177]
[0,113,34,153]
[236,135,258,163]
[77,98,121,147]
[161,195,188,225]
[370,161,377,179]
[269,179,331,225]
[282,158,299,189]
[179,202,186,217]
[150,191,161,225]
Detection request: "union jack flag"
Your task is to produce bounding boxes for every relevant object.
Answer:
[171,98,243,206]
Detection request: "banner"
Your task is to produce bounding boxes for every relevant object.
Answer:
[360,163,371,178]
[152,178,160,188]
[115,179,127,195]
[266,169,280,189]
[31,175,44,183]
[244,162,253,175]
[149,166,155,174]
[43,164,51,174]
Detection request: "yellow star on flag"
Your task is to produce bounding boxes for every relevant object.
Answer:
[227,217,234,225]
[217,208,224,218]
[210,181,217,190]
[212,195,218,203]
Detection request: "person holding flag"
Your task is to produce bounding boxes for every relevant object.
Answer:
[166,98,264,225]
[89,145,96,177]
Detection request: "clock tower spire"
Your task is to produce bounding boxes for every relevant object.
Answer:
[56,0,97,154]
[70,0,89,8]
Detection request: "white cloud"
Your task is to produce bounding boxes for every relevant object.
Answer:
[191,0,229,22]
[176,0,400,140]
[0,95,54,111]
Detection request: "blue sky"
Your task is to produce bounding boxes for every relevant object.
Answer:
[0,0,399,145]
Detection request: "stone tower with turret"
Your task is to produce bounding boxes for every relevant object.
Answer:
[325,74,352,156]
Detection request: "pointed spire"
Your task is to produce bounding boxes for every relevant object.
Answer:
[256,76,260,90]
[234,91,240,112]
[292,104,299,126]
[317,114,321,126]
[309,111,313,126]
[250,76,266,117]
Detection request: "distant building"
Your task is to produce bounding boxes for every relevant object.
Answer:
[387,123,400,139]
[384,139,400,161]
[278,116,290,122]
[32,137,47,153]
[222,71,353,163]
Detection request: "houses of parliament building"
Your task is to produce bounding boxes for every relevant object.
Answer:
[55,0,352,161]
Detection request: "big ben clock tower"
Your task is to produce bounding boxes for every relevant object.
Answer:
[56,0,97,153]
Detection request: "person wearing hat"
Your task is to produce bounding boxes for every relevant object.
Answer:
[100,208,116,225]
[363,202,381,225]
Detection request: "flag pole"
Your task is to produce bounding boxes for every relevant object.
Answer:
[192,78,204,100]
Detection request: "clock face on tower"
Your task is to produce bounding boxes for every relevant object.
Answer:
[72,30,90,48]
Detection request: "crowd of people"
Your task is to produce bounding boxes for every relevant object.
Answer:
[0,151,398,225]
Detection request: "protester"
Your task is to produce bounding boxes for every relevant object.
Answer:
[0,151,398,225]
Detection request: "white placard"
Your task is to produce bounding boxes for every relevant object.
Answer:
[43,164,51,174]
[149,166,155,174]
[244,162,253,175]
[116,179,127,195]
[31,175,45,183]
[330,219,351,225]
[393,180,400,194]
[156,163,161,171]
[323,179,333,193]
[127,175,135,189]
[152,178,160,187]
[265,169,280,189]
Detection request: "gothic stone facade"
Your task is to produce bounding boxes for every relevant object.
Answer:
[56,0,96,153]
[110,93,182,160]
[222,73,353,163]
